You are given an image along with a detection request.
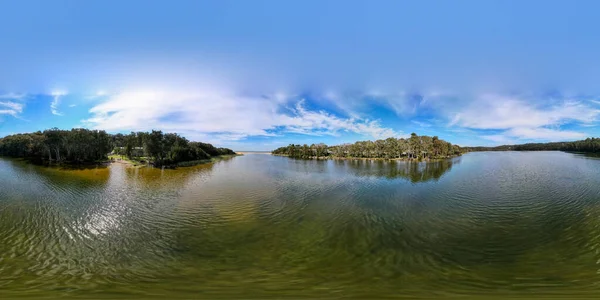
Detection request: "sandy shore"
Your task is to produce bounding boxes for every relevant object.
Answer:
[109,157,146,168]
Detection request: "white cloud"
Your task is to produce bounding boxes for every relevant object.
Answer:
[0,101,24,117]
[83,90,399,144]
[481,134,518,144]
[0,93,26,100]
[368,90,449,117]
[368,91,417,116]
[482,127,586,144]
[85,90,277,137]
[0,101,23,112]
[411,120,431,128]
[506,127,587,141]
[84,90,108,100]
[447,94,600,143]
[280,100,400,139]
[450,95,600,129]
[317,90,364,119]
[0,109,16,116]
[50,90,67,116]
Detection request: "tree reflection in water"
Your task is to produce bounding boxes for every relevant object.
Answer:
[329,157,460,183]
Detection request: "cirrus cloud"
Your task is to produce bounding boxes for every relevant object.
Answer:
[0,93,26,118]
[449,95,600,129]
[50,91,67,116]
[447,94,600,143]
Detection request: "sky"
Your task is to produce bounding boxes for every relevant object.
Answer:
[1,0,600,151]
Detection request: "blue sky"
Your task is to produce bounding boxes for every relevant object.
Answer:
[1,0,600,151]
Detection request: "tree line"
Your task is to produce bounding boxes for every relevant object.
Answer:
[272,133,462,159]
[464,137,600,153]
[0,128,236,166]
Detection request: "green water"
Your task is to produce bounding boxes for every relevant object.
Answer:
[1,152,600,299]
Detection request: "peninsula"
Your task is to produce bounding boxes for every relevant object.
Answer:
[0,128,236,167]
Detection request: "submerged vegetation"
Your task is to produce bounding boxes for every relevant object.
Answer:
[464,137,600,153]
[0,128,236,167]
[272,133,463,160]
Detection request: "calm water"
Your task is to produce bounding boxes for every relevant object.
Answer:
[1,152,600,299]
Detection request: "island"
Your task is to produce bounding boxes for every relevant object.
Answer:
[0,128,237,168]
[272,133,463,160]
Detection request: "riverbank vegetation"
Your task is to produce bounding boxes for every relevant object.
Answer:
[0,128,236,167]
[272,133,462,160]
[464,137,600,153]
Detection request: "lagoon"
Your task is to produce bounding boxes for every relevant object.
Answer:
[1,152,600,298]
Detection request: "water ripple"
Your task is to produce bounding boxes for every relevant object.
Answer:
[2,152,600,298]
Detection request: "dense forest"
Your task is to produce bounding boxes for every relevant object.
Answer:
[0,128,236,166]
[272,133,462,160]
[464,137,600,153]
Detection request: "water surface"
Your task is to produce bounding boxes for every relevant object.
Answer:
[1,152,600,299]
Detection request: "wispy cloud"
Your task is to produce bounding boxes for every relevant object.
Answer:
[367,90,449,117]
[450,95,599,129]
[447,94,600,143]
[506,127,586,141]
[411,120,432,128]
[316,90,366,119]
[366,91,417,116]
[481,134,518,144]
[83,91,399,143]
[0,93,26,100]
[280,100,400,139]
[0,101,24,117]
[84,90,108,100]
[50,91,67,116]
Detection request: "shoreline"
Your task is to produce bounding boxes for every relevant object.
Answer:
[1,154,243,170]
[271,153,461,162]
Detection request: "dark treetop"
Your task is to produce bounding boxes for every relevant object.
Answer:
[272,133,462,159]
[0,128,235,166]
[464,137,600,153]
